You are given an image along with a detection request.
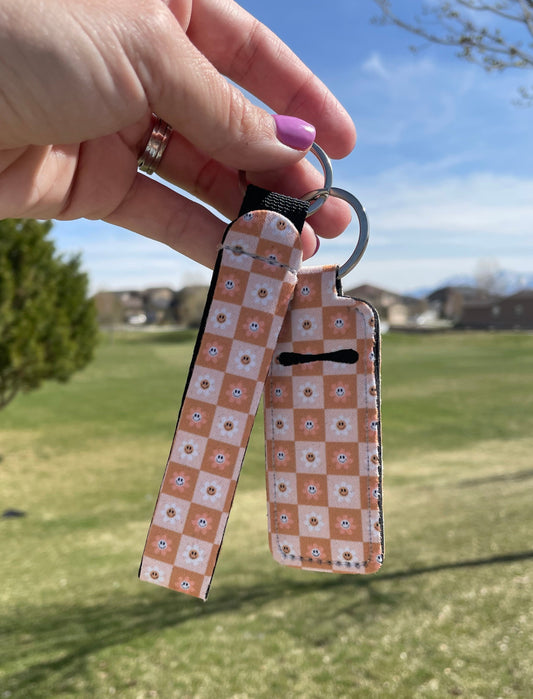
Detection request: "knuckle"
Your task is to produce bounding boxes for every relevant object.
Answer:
[226,19,268,83]
[191,157,221,201]
[209,88,260,161]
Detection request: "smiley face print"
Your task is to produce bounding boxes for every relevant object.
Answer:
[304,512,324,533]
[144,566,165,584]
[202,480,222,504]
[183,544,205,568]
[196,374,216,397]
[231,347,258,375]
[212,307,232,331]
[171,438,199,463]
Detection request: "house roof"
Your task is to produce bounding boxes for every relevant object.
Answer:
[427,285,496,302]
[345,283,422,307]
[504,289,533,301]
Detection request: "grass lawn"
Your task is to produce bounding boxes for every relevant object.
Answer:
[1,330,532,698]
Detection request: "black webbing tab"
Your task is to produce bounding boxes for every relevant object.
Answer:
[238,185,309,234]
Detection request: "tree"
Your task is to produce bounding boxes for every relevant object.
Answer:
[174,285,209,328]
[93,291,125,326]
[373,0,533,102]
[0,218,98,409]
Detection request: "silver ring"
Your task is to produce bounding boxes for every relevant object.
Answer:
[305,143,333,217]
[303,186,369,277]
[138,117,173,175]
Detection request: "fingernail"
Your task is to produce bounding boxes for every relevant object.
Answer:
[273,115,316,151]
[313,236,320,256]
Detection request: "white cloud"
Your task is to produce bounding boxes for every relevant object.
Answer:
[361,52,390,80]
[352,50,528,150]
[354,53,470,145]
[312,166,533,293]
[359,169,533,240]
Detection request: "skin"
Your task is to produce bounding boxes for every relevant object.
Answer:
[0,0,356,265]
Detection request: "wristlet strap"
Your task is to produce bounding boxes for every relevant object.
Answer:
[139,189,308,599]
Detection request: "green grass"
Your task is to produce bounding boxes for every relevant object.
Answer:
[1,330,532,698]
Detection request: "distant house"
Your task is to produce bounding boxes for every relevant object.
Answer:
[428,286,495,324]
[460,290,533,329]
[93,289,145,325]
[144,287,175,324]
[117,290,146,323]
[93,291,124,326]
[345,284,427,327]
[94,281,533,331]
[93,287,176,326]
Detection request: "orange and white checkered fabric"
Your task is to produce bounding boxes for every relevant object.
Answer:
[139,209,303,599]
[264,266,383,574]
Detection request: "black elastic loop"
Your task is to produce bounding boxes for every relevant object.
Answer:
[238,185,309,234]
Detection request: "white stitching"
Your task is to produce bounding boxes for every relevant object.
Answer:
[218,244,299,275]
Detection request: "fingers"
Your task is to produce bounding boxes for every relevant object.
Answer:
[185,0,356,159]
[131,0,355,175]
[131,5,316,174]
[156,130,352,240]
[103,174,320,267]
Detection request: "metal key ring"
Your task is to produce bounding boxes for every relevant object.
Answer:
[302,186,369,278]
[238,142,333,217]
[304,143,333,217]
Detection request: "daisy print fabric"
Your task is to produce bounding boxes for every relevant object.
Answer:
[264,266,383,575]
[140,209,302,600]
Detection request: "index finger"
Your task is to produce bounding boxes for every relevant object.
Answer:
[185,0,356,159]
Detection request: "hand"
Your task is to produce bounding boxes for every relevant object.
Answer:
[0,0,356,265]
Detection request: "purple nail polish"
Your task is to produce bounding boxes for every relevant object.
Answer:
[313,236,320,256]
[274,115,316,151]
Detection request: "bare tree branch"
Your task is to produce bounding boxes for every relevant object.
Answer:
[373,1,533,67]
[373,0,533,103]
[456,0,526,23]
[517,0,533,35]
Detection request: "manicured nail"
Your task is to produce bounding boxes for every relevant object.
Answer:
[273,115,316,151]
[313,236,320,256]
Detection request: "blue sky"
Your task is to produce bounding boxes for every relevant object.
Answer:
[51,0,533,295]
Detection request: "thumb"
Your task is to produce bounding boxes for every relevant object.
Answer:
[131,10,315,171]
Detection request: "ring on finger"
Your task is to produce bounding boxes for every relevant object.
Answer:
[138,116,173,175]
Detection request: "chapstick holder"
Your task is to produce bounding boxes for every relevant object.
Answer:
[139,186,308,599]
[264,266,383,574]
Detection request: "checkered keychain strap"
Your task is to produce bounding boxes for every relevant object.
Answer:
[139,185,309,600]
[264,188,384,576]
